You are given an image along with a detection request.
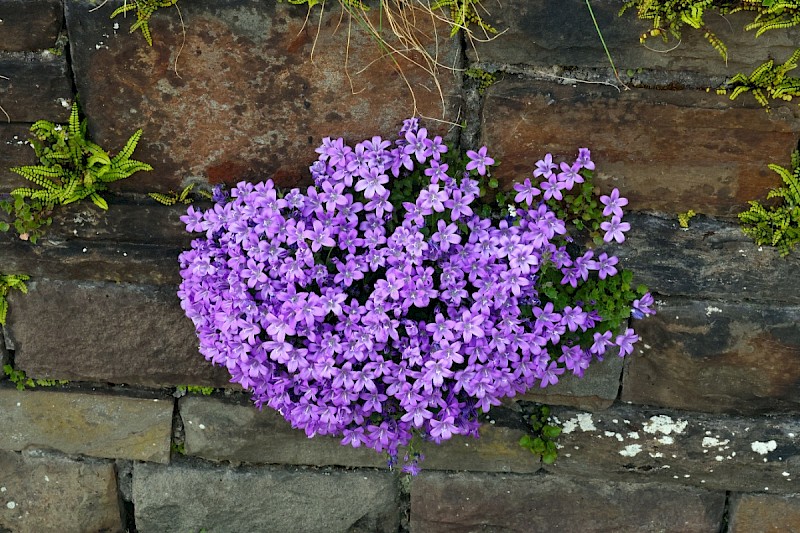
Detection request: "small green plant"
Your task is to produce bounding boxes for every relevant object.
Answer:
[176,385,215,395]
[739,149,800,255]
[0,273,29,326]
[465,68,497,95]
[149,184,212,206]
[430,0,497,37]
[0,102,151,243]
[111,0,179,46]
[2,365,68,391]
[678,209,696,228]
[716,48,800,109]
[519,405,561,465]
[171,442,186,455]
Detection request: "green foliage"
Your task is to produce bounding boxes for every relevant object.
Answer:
[0,102,151,243]
[2,365,68,391]
[171,442,186,455]
[430,0,497,37]
[678,209,696,228]
[111,0,179,46]
[465,68,497,95]
[149,184,212,206]
[176,385,215,395]
[0,273,28,326]
[519,404,561,465]
[737,0,800,37]
[739,149,800,255]
[716,48,800,110]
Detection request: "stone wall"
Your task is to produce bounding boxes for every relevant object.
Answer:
[0,0,798,531]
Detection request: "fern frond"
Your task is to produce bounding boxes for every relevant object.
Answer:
[89,193,109,210]
[149,192,179,206]
[113,129,144,163]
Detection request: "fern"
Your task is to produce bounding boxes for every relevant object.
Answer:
[0,273,29,326]
[739,150,800,256]
[149,183,212,205]
[110,0,179,46]
[0,102,152,243]
[716,49,800,110]
[431,0,497,37]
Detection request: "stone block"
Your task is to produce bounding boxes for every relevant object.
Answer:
[622,299,800,414]
[0,388,173,463]
[6,279,232,388]
[66,0,460,193]
[181,396,538,473]
[607,214,800,304]
[133,460,400,533]
[410,471,726,532]
[472,0,800,78]
[0,0,63,52]
[545,406,800,494]
[728,493,800,532]
[0,52,72,123]
[482,78,800,217]
[520,350,623,410]
[0,450,121,533]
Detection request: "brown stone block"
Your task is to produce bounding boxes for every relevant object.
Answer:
[622,299,800,414]
[66,0,461,193]
[482,79,800,216]
[473,0,800,78]
[0,0,63,52]
[0,388,173,462]
[0,52,72,123]
[411,471,726,532]
[545,406,800,494]
[729,493,800,532]
[0,450,121,533]
[6,279,232,388]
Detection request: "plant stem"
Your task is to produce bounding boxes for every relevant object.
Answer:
[585,0,629,90]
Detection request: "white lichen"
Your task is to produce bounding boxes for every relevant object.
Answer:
[643,415,688,436]
[619,444,642,457]
[751,440,777,455]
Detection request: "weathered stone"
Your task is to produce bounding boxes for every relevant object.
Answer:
[0,123,38,191]
[411,471,726,532]
[473,0,800,79]
[6,279,232,388]
[622,299,800,414]
[66,0,460,193]
[133,460,400,533]
[0,0,63,52]
[0,450,121,533]
[182,396,537,473]
[0,236,185,285]
[0,388,173,462]
[728,493,800,532]
[607,214,800,304]
[520,350,623,410]
[482,79,800,217]
[0,52,72,123]
[545,406,800,494]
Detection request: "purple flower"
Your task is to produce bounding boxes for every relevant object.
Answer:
[600,216,631,244]
[465,146,495,176]
[575,148,595,170]
[533,153,556,178]
[557,162,584,190]
[600,188,628,218]
[592,252,619,280]
[513,178,541,206]
[540,174,565,201]
[615,328,639,357]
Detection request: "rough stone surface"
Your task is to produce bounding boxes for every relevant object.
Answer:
[0,52,72,123]
[482,79,800,216]
[133,460,400,533]
[0,450,121,533]
[182,397,538,473]
[0,0,63,52]
[607,214,800,304]
[520,350,623,410]
[728,493,800,532]
[545,406,800,494]
[622,299,800,414]
[6,279,232,387]
[411,471,726,532]
[0,388,173,462]
[473,0,800,78]
[66,0,460,193]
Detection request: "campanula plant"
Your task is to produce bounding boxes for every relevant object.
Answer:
[177,118,654,473]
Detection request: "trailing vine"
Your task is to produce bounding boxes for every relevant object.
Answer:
[739,150,800,255]
[0,102,151,243]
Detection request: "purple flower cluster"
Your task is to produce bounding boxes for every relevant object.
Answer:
[178,119,653,464]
